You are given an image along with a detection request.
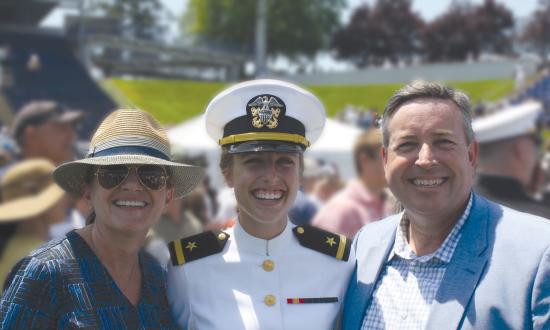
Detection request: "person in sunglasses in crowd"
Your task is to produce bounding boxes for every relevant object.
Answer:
[0,109,203,328]
[167,79,354,329]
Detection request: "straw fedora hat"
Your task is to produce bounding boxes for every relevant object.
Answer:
[0,159,65,222]
[53,109,204,198]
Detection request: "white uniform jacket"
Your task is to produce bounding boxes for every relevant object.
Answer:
[167,221,355,330]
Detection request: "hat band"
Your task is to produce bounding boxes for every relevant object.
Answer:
[88,146,170,160]
[219,132,310,147]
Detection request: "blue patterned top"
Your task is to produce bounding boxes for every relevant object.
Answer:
[0,230,178,329]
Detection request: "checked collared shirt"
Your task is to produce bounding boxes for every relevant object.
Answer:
[361,194,473,330]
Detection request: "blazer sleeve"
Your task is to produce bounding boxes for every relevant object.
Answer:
[532,245,550,330]
[0,257,56,329]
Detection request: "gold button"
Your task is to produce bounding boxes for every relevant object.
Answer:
[264,294,276,306]
[218,233,226,240]
[297,227,304,234]
[262,259,275,272]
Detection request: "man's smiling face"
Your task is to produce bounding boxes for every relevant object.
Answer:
[382,98,478,223]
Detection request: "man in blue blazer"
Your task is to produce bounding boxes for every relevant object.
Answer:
[343,81,550,330]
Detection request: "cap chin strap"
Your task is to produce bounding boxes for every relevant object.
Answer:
[226,142,304,154]
[219,132,310,148]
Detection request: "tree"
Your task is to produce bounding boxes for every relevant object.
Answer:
[422,3,480,62]
[370,0,424,64]
[330,5,372,67]
[423,0,514,62]
[472,0,514,54]
[522,0,550,62]
[182,0,345,59]
[331,0,424,67]
[96,0,166,41]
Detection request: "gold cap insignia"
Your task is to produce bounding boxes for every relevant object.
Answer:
[247,95,285,129]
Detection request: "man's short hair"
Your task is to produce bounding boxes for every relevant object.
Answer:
[381,80,474,147]
[353,128,382,175]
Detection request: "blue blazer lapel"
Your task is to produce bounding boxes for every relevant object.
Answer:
[426,194,495,329]
[343,225,396,330]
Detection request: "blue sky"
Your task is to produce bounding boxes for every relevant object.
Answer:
[373,0,537,21]
[43,0,539,29]
[158,0,540,22]
[161,0,539,22]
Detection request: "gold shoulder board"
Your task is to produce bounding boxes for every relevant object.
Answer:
[293,225,351,261]
[168,230,230,266]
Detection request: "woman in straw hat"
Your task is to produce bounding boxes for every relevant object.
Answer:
[167,79,354,329]
[0,109,203,329]
[0,159,67,288]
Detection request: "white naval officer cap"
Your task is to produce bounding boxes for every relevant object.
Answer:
[473,100,543,144]
[204,79,326,154]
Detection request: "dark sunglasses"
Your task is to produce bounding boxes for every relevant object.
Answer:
[95,165,169,190]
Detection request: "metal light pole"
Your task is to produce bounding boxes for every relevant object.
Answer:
[78,0,90,66]
[255,0,267,77]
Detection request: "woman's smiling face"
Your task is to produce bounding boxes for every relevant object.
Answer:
[84,166,174,235]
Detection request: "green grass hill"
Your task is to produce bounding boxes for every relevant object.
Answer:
[104,78,514,125]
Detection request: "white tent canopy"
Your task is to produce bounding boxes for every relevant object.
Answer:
[168,115,364,188]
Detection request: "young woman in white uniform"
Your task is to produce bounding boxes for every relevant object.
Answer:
[167,79,354,330]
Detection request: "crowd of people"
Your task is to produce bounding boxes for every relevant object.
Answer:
[0,78,549,329]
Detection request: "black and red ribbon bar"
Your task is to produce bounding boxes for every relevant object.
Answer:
[286,297,338,304]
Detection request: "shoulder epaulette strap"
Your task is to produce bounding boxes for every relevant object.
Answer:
[292,225,351,261]
[168,230,230,266]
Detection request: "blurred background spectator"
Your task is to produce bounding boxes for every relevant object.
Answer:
[9,100,84,166]
[312,128,394,238]
[474,100,550,218]
[146,188,208,264]
[289,157,343,226]
[0,159,66,288]
[1,100,88,240]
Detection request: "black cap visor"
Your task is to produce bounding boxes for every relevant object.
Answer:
[226,141,304,154]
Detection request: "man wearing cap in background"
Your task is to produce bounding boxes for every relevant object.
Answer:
[473,100,550,219]
[10,100,84,166]
[312,128,394,239]
[167,79,354,329]
[7,100,87,239]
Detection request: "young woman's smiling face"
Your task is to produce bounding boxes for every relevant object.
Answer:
[225,152,301,238]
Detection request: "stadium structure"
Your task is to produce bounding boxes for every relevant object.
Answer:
[0,0,249,140]
[0,0,117,139]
